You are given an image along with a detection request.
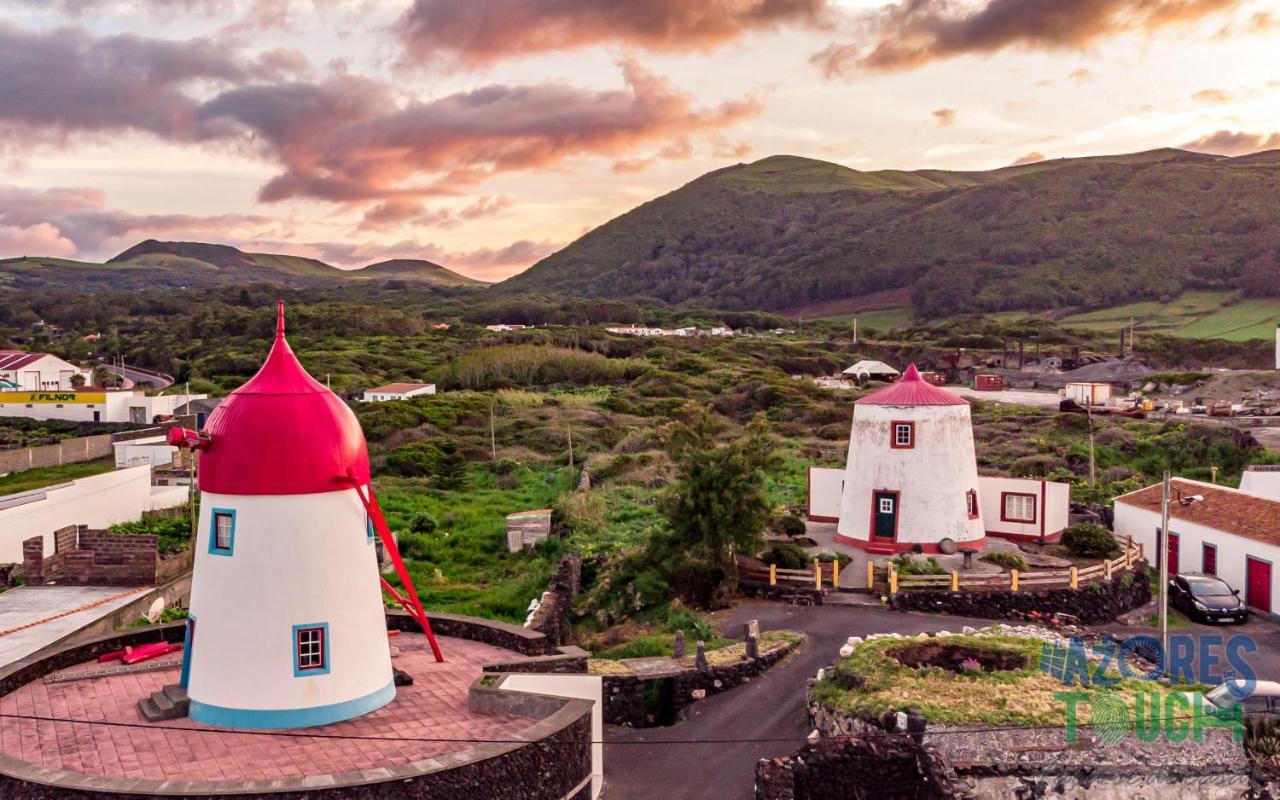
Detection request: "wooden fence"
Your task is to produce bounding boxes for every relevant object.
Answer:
[741,559,839,591]
[889,537,1144,594]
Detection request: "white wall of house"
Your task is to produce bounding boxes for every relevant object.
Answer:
[361,385,436,402]
[501,674,603,799]
[1240,468,1280,501]
[1064,383,1113,405]
[807,467,844,522]
[1114,500,1280,615]
[978,476,1070,542]
[0,391,203,423]
[0,465,177,561]
[0,354,91,391]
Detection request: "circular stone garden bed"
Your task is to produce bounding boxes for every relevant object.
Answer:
[885,641,1028,674]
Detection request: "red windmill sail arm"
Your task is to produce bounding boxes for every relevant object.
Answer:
[349,477,444,663]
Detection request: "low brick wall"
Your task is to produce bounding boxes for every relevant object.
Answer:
[23,526,160,586]
[0,612,597,799]
[387,610,557,656]
[755,737,971,800]
[889,563,1152,624]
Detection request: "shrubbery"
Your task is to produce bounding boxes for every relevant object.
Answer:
[759,542,811,570]
[1061,523,1120,559]
[773,513,807,538]
[982,551,1028,571]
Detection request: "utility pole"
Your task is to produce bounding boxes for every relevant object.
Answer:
[566,422,575,490]
[853,318,857,345]
[1087,405,1096,490]
[1158,470,1171,674]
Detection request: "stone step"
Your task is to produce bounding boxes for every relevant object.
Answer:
[152,691,175,713]
[162,684,187,704]
[138,684,189,723]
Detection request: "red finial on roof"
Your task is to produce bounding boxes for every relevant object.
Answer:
[276,299,285,338]
[855,362,967,407]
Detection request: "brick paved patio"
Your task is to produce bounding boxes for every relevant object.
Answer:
[0,633,533,782]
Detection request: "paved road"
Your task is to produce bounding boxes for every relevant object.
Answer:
[601,600,1280,800]
[601,600,993,800]
[100,363,173,390]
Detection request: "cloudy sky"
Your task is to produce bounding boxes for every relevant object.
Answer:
[1,0,1277,280]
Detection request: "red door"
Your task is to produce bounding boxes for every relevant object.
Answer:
[1203,544,1217,575]
[1247,558,1272,613]
[1167,533,1179,575]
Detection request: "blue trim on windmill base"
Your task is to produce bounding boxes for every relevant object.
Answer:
[188,680,395,729]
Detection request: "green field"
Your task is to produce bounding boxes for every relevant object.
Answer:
[1056,291,1279,341]
[0,458,117,495]
[817,306,917,332]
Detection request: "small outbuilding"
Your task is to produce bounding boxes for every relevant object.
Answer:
[842,360,900,382]
[1064,382,1113,406]
[362,383,437,402]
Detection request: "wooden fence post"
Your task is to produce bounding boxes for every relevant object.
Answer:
[814,559,821,590]
[889,565,898,595]
[867,561,875,589]
[951,570,959,592]
[1105,559,1112,581]
[769,564,777,586]
[1126,536,1134,567]
[832,559,840,589]
[1010,570,1019,592]
[1069,566,1078,590]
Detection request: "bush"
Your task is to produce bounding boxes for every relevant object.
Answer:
[1062,523,1120,559]
[774,513,808,538]
[397,533,432,560]
[981,551,1028,571]
[891,555,947,576]
[493,457,519,475]
[410,513,437,535]
[759,542,812,570]
[387,442,435,477]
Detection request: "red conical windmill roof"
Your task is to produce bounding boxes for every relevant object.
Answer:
[854,363,968,407]
[197,302,370,495]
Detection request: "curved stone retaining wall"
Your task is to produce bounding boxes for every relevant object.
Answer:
[0,612,595,799]
[889,564,1152,624]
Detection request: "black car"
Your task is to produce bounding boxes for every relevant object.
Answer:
[1169,573,1249,624]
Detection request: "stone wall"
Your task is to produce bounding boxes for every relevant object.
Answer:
[525,553,582,647]
[889,563,1151,624]
[0,434,113,476]
[601,635,805,728]
[755,737,973,800]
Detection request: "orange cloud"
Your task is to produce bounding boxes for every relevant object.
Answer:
[1190,87,1235,103]
[397,0,833,66]
[198,62,761,204]
[1181,129,1280,156]
[1010,151,1046,166]
[813,0,1245,76]
[932,107,957,127]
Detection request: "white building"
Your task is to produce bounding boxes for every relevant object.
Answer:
[1240,466,1280,501]
[176,305,397,728]
[113,435,177,468]
[486,324,531,332]
[835,364,987,553]
[1114,478,1278,616]
[0,389,203,423]
[0,351,92,391]
[1063,382,1113,406]
[0,465,187,562]
[362,383,436,402]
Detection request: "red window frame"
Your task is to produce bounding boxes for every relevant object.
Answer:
[1202,543,1217,576]
[965,489,980,520]
[1000,492,1037,523]
[889,420,915,449]
[294,626,327,672]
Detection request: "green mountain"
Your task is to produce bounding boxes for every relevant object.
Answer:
[501,150,1280,317]
[0,240,483,291]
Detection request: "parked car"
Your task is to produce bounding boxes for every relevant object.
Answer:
[1169,573,1249,624]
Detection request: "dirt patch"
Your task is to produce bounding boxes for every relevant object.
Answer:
[886,642,1028,674]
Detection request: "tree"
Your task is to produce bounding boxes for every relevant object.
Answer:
[69,373,86,389]
[433,439,468,490]
[658,410,779,597]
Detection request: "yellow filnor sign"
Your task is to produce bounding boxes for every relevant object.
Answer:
[0,391,106,404]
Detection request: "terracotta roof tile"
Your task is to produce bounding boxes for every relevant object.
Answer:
[1115,479,1280,547]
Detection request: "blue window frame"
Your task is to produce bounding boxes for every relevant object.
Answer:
[292,622,331,677]
[209,508,236,556]
[366,514,375,545]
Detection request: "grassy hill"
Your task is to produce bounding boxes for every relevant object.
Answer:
[501,149,1280,319]
[0,240,484,291]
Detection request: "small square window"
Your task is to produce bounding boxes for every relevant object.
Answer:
[293,624,330,676]
[879,497,894,514]
[890,421,914,449]
[1002,493,1036,523]
[209,509,235,556]
[966,489,979,519]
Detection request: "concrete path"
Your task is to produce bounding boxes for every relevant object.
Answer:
[601,600,995,800]
[949,386,1062,408]
[0,585,149,667]
[803,521,1010,589]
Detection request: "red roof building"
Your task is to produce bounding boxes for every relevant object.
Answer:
[855,363,968,407]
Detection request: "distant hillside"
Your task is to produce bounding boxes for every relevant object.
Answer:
[501,150,1280,317]
[0,240,483,291]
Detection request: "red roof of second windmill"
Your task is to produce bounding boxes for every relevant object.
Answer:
[198,302,370,495]
[855,363,968,406]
